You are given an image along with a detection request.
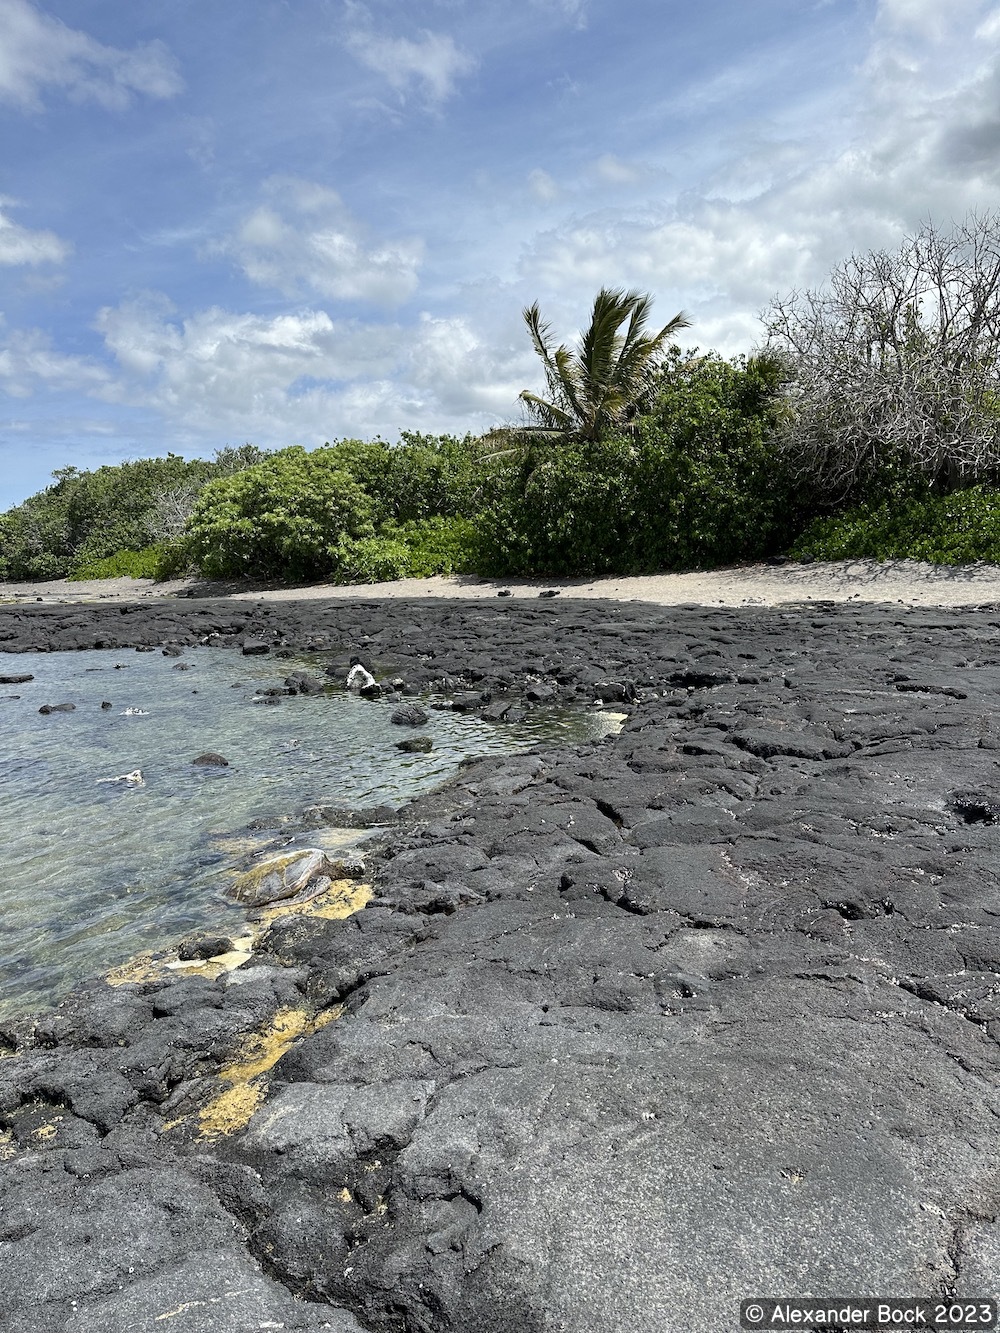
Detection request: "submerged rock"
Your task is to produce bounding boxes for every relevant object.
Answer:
[38,702,75,714]
[192,752,229,767]
[395,735,433,753]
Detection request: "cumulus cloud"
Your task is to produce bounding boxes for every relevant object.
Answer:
[89,293,523,445]
[345,20,476,104]
[0,198,69,265]
[216,178,423,306]
[0,0,182,111]
[518,0,1000,356]
[0,325,108,397]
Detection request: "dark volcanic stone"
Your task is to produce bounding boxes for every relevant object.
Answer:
[242,638,270,655]
[161,645,184,657]
[0,673,32,684]
[391,704,429,726]
[192,752,229,767]
[395,735,433,753]
[7,596,1000,1333]
[177,934,234,961]
[38,702,75,714]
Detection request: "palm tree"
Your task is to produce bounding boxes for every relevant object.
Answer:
[517,287,690,443]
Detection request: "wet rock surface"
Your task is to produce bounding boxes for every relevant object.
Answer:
[3,596,1000,1329]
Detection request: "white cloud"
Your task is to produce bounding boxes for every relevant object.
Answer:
[593,154,642,186]
[216,177,422,306]
[90,293,524,444]
[0,325,108,396]
[406,313,531,417]
[0,0,182,111]
[528,169,560,203]
[345,19,476,104]
[516,0,1000,356]
[0,198,69,265]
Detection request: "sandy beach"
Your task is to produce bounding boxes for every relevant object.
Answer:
[4,555,1000,607]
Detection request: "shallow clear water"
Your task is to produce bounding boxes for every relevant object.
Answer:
[0,647,603,1016]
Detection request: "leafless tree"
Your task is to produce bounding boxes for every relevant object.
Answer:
[763,214,1000,502]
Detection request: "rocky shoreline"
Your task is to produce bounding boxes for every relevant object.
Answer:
[2,594,1000,1332]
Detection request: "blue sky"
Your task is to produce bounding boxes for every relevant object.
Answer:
[1,0,999,506]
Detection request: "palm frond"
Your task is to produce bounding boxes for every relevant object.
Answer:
[517,287,690,443]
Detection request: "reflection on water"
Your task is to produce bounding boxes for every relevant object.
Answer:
[0,646,604,1017]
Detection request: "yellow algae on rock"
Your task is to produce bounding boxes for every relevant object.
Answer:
[107,876,369,991]
[196,1077,268,1142]
[221,1005,310,1083]
[105,951,167,987]
[0,1129,15,1160]
[189,1002,343,1143]
[164,932,256,977]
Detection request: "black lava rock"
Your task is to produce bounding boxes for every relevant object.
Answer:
[176,934,234,961]
[391,704,429,726]
[395,735,433,753]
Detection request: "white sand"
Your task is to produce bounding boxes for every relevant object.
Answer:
[5,558,1000,608]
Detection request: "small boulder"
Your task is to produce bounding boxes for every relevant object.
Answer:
[538,588,561,598]
[284,672,325,695]
[177,934,234,962]
[391,704,429,727]
[161,646,184,658]
[100,701,113,711]
[526,684,556,703]
[242,638,270,656]
[192,752,229,767]
[395,735,433,753]
[0,674,33,685]
[39,702,75,714]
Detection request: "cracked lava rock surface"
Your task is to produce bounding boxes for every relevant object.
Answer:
[1,595,1000,1331]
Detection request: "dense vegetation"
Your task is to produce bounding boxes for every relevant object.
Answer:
[7,216,1000,584]
[0,446,264,582]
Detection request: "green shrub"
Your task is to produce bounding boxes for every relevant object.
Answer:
[475,352,802,576]
[69,545,166,580]
[186,447,375,581]
[322,434,480,526]
[332,535,413,584]
[332,517,478,584]
[792,486,1000,564]
[390,516,478,577]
